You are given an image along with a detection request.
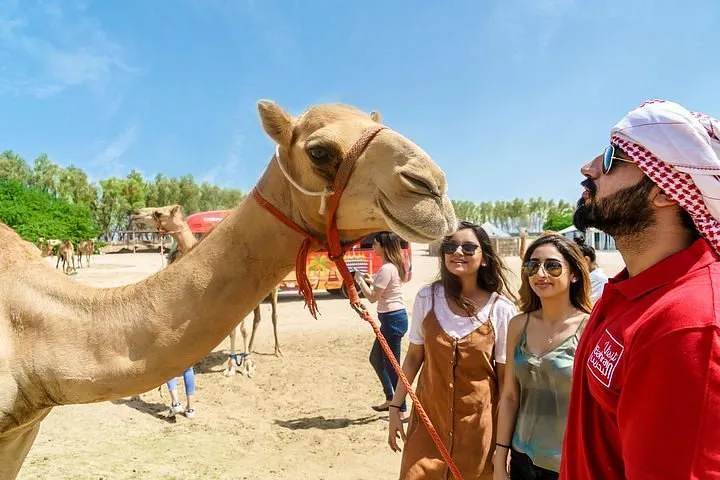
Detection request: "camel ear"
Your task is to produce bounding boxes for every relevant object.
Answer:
[258,100,293,147]
[370,111,382,123]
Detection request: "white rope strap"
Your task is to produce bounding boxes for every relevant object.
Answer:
[274,146,333,215]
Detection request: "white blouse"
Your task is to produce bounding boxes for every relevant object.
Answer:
[408,284,517,364]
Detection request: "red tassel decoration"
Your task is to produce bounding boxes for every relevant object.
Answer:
[295,238,319,319]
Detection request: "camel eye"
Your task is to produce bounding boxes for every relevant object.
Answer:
[306,146,331,165]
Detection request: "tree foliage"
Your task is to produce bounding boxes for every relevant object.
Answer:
[451,197,574,234]
[543,212,574,232]
[0,149,247,241]
[0,180,98,243]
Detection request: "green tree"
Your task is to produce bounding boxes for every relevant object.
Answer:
[218,188,245,209]
[57,165,97,206]
[199,182,222,212]
[96,177,131,234]
[543,212,574,231]
[30,154,61,196]
[123,170,148,211]
[0,150,31,186]
[0,180,98,243]
[178,174,200,214]
[151,173,182,206]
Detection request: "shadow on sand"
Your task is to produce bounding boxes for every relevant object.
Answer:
[110,396,177,423]
[192,351,228,374]
[274,415,381,431]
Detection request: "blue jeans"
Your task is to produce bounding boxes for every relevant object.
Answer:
[167,366,195,396]
[369,309,408,411]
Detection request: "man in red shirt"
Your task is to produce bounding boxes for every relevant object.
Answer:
[561,100,720,479]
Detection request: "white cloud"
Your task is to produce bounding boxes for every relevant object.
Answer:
[0,0,138,99]
[91,126,138,177]
[202,130,243,185]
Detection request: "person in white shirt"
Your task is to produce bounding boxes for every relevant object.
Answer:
[385,221,518,479]
[573,235,608,304]
[355,232,410,415]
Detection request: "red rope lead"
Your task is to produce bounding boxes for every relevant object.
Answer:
[344,283,464,480]
[251,124,463,478]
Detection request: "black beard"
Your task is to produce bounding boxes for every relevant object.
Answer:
[573,176,656,237]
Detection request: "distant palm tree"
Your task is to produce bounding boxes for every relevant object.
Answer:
[307,255,332,275]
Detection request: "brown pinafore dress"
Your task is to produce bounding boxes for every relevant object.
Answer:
[399,286,500,480]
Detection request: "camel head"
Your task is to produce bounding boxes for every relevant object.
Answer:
[129,207,162,232]
[151,205,185,233]
[257,100,456,243]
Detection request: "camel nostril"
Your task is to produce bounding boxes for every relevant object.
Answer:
[400,172,439,197]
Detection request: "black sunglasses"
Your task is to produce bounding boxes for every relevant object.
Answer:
[602,144,634,175]
[441,240,480,256]
[522,259,564,278]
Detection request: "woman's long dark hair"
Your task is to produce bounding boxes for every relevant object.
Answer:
[374,231,408,282]
[518,233,592,314]
[436,221,516,315]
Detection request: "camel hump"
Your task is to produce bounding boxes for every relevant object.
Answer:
[0,223,47,263]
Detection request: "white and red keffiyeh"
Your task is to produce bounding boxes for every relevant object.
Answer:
[610,99,720,255]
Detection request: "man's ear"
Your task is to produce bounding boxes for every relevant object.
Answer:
[651,187,678,208]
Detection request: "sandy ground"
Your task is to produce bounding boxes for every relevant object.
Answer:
[18,244,626,480]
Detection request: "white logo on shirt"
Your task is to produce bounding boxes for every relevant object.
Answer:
[587,329,624,388]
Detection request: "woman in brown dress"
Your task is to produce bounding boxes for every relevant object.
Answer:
[388,221,518,479]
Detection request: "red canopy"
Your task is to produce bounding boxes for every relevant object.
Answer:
[186,210,230,234]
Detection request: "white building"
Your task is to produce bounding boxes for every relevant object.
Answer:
[481,222,510,238]
[558,225,617,251]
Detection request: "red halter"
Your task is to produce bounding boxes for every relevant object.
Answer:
[251,125,464,480]
[251,125,386,318]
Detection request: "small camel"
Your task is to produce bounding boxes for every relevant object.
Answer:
[37,238,53,257]
[40,238,61,257]
[55,239,76,273]
[150,205,280,378]
[0,99,456,478]
[77,239,95,268]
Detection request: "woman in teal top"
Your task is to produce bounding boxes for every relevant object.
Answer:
[494,234,592,480]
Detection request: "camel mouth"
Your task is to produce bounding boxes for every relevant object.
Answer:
[376,195,449,243]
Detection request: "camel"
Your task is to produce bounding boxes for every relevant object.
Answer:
[129,207,160,231]
[519,228,528,257]
[36,238,53,257]
[0,99,456,478]
[77,239,95,268]
[55,239,76,273]
[37,238,60,257]
[150,205,280,377]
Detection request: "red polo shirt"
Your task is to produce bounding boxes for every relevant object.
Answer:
[560,238,720,480]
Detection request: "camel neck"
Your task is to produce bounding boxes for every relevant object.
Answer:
[170,227,197,252]
[18,196,304,404]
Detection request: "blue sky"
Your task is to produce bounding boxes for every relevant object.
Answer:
[1,0,719,204]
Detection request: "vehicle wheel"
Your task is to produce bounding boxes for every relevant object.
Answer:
[326,288,343,296]
[341,282,365,299]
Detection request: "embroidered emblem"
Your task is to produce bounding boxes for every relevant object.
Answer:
[587,329,624,387]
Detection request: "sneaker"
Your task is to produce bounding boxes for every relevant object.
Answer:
[184,408,196,419]
[168,402,183,417]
